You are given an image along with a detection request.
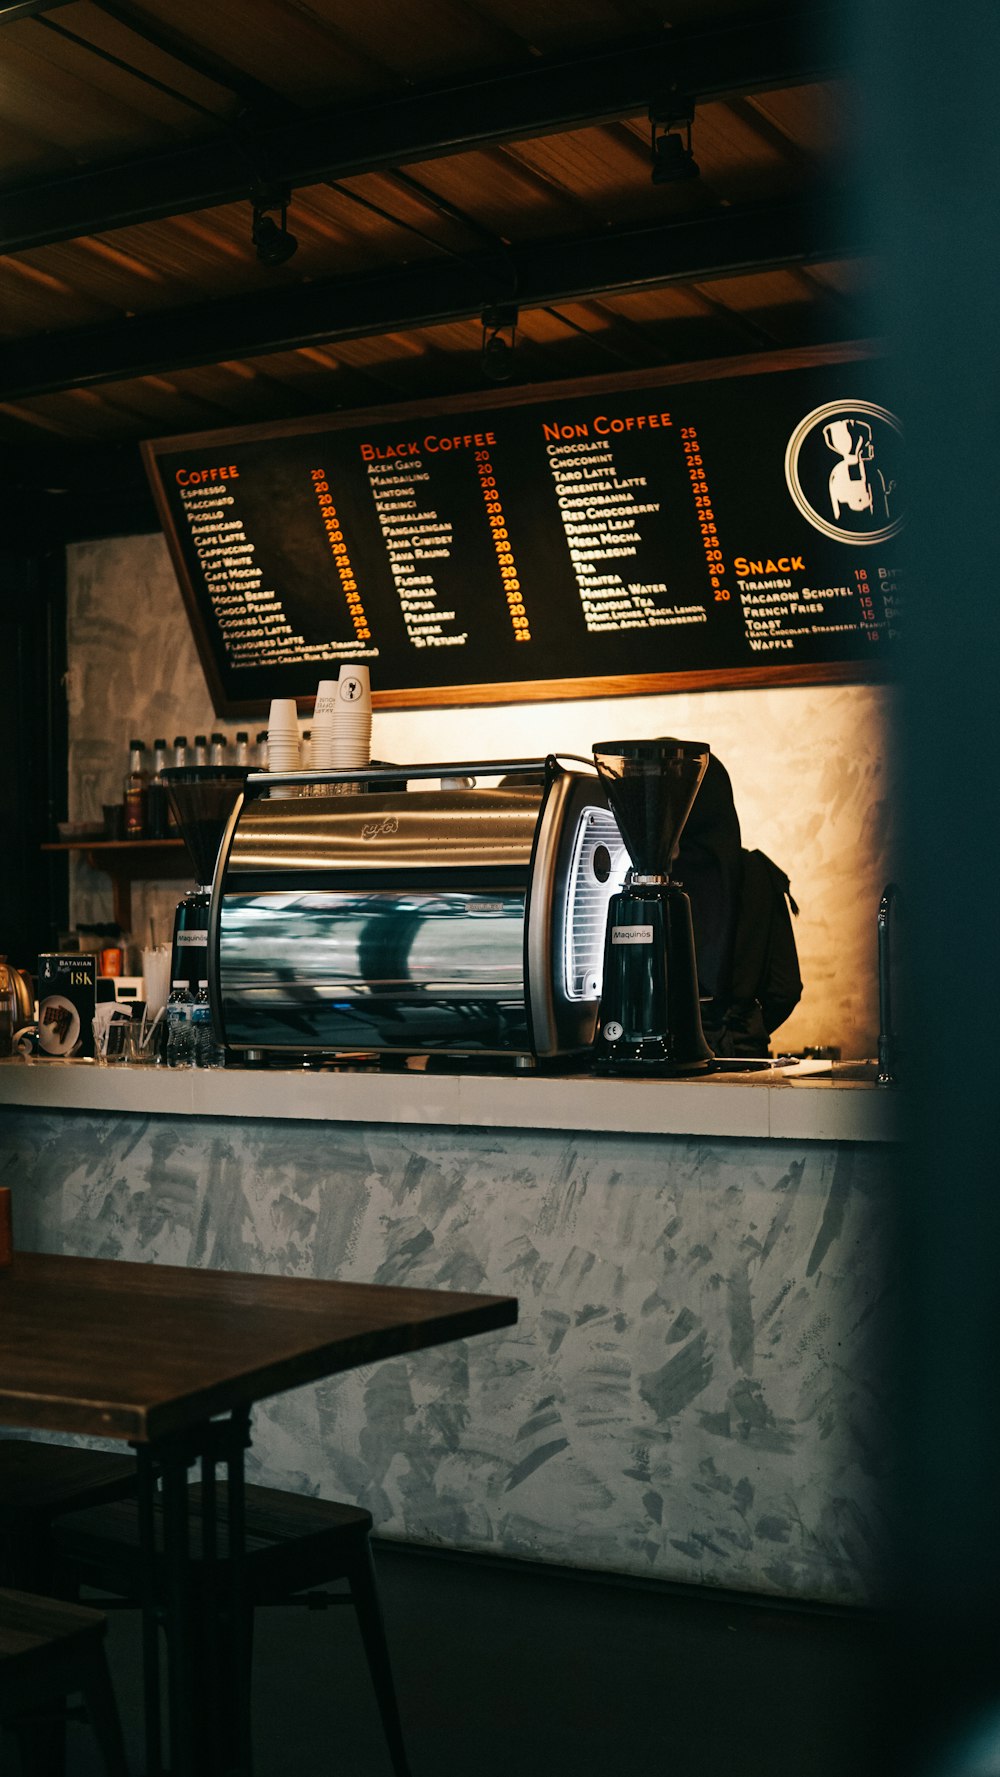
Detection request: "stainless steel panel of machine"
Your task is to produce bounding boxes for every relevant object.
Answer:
[221,786,543,877]
[218,887,530,1053]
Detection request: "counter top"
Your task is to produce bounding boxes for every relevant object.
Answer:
[0,1058,902,1143]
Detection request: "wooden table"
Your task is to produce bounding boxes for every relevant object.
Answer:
[0,1251,517,1776]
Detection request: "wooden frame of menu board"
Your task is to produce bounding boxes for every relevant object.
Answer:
[141,339,900,716]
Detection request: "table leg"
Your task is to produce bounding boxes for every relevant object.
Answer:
[224,1417,253,1776]
[160,1439,197,1776]
[136,1444,164,1777]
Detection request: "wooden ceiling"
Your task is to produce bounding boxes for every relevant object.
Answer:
[0,0,867,529]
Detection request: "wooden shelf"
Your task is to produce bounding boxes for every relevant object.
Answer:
[41,840,193,929]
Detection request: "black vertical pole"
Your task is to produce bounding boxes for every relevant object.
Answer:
[859,1,1000,1770]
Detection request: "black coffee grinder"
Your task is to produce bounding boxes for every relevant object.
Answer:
[162,767,249,990]
[593,738,713,1075]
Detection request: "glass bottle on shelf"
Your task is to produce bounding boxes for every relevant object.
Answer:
[146,739,169,840]
[123,739,149,839]
[172,735,188,768]
[192,734,208,767]
[209,732,228,766]
[234,731,250,767]
[255,731,269,770]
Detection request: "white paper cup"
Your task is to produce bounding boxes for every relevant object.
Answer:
[329,738,370,764]
[268,698,298,728]
[337,665,371,711]
[314,680,339,719]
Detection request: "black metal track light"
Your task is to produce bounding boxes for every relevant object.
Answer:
[481,303,517,383]
[251,186,298,266]
[649,94,700,185]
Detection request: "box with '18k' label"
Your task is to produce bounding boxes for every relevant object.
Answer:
[36,953,96,1058]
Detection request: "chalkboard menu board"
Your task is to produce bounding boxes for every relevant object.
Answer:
[141,346,902,714]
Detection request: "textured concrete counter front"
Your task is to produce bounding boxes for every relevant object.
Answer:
[0,1064,898,1606]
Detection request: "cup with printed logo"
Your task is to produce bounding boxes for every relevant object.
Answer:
[330,667,371,757]
[331,668,370,727]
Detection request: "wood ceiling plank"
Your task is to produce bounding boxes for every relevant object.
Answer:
[0,398,83,438]
[83,0,292,115]
[804,256,870,297]
[124,0,401,101]
[408,141,589,238]
[0,259,113,333]
[314,0,538,82]
[747,80,847,158]
[35,6,239,126]
[0,113,74,180]
[503,120,651,209]
[451,0,658,52]
[2,18,216,150]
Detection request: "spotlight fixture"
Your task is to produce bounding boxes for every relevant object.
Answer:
[649,95,700,186]
[481,303,518,383]
[251,186,298,266]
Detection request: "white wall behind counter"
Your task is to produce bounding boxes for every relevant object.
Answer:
[66,534,899,1058]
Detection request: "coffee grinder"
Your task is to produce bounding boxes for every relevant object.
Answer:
[161,767,249,990]
[593,738,713,1075]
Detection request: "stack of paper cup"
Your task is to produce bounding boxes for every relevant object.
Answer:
[312,666,371,792]
[141,944,172,1019]
[267,698,301,796]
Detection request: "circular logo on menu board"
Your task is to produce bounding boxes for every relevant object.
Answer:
[784,400,903,545]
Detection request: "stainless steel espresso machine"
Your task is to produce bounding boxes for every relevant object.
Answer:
[208,757,628,1065]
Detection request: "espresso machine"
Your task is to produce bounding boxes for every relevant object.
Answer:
[161,767,249,989]
[209,757,625,1064]
[592,738,713,1075]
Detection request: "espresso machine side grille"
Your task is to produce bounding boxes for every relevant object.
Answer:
[563,808,628,1002]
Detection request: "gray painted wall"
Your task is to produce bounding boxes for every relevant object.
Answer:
[2,1106,892,1605]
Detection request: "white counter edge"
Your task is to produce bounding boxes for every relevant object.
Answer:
[0,1061,902,1143]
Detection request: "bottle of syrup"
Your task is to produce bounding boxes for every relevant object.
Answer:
[146,739,169,840]
[123,740,149,839]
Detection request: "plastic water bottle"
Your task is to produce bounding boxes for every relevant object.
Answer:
[165,980,193,1068]
[192,980,224,1068]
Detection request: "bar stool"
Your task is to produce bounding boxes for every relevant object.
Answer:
[0,1587,130,1777]
[0,1439,138,1591]
[53,1481,412,1777]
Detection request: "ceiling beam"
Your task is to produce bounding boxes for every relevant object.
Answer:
[0,195,865,401]
[0,8,844,254]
